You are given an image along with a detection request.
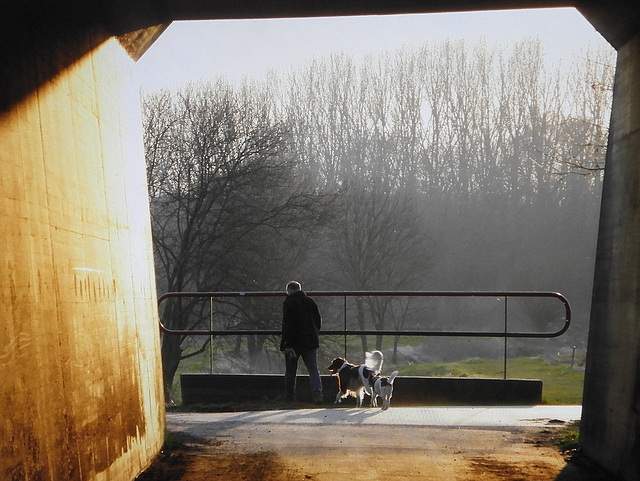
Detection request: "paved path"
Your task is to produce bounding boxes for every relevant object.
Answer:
[167,405,581,430]
[163,406,585,481]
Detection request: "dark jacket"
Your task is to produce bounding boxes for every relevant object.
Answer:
[280,290,322,354]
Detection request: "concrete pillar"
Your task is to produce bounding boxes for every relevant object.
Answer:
[0,31,165,481]
[582,31,640,481]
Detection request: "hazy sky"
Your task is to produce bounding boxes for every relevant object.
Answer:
[136,7,610,91]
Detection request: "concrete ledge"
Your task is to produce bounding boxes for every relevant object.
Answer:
[180,374,542,406]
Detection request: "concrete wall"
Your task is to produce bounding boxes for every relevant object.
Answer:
[581,32,640,481]
[0,32,165,481]
[180,374,543,406]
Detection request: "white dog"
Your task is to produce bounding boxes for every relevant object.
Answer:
[369,370,399,410]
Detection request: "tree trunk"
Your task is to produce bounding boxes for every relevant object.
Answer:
[248,335,266,370]
[161,334,183,404]
[392,335,399,363]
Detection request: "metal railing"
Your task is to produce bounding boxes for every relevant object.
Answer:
[158,290,571,379]
[158,290,570,337]
[158,291,571,339]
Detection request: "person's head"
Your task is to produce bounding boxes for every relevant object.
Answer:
[286,281,302,296]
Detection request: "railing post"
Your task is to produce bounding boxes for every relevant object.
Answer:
[503,296,508,380]
[210,296,214,374]
[343,295,347,359]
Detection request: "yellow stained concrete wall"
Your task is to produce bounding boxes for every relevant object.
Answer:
[0,36,164,480]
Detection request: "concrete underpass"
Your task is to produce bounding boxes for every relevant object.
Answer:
[2,1,640,480]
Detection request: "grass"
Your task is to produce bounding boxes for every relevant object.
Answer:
[170,352,584,405]
[393,357,584,404]
[551,421,581,452]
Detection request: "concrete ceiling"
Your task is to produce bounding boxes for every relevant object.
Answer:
[4,1,640,50]
[111,0,639,51]
[2,0,638,111]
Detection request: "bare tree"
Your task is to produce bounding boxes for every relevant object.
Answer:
[552,45,614,179]
[145,37,614,384]
[329,181,436,351]
[143,81,334,401]
[286,51,438,351]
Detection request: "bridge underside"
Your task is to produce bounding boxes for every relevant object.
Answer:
[5,0,639,45]
[1,1,640,481]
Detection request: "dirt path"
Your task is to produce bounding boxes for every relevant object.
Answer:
[137,408,609,481]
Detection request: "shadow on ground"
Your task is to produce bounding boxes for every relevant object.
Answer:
[137,419,619,481]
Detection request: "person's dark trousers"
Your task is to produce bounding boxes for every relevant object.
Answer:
[284,348,323,402]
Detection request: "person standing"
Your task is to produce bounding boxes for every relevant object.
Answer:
[280,281,323,404]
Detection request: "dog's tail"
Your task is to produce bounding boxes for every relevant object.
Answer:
[365,350,384,374]
[358,365,373,395]
[388,371,399,384]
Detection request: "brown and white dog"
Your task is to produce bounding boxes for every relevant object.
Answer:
[327,351,384,407]
[369,370,399,410]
